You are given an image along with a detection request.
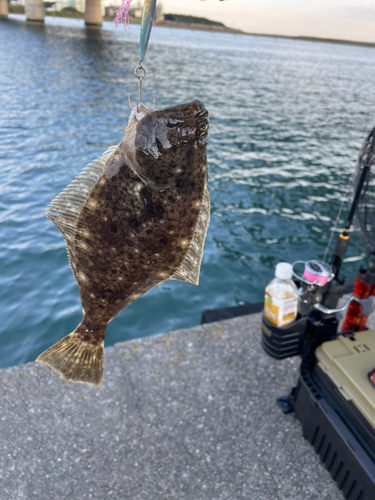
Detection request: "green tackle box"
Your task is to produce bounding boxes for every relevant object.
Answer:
[315,330,375,431]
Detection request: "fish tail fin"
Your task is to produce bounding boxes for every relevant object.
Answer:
[36,332,104,387]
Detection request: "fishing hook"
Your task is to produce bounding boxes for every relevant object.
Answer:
[128,0,157,113]
[128,63,156,112]
[134,63,146,112]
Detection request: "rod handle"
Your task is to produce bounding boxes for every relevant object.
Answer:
[330,233,349,277]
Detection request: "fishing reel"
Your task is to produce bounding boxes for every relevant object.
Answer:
[293,259,375,320]
[292,260,334,316]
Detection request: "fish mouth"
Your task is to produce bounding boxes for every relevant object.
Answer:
[130,100,209,137]
[134,99,209,163]
[159,99,209,139]
[132,99,209,189]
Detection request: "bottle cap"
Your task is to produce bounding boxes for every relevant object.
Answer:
[275,262,293,280]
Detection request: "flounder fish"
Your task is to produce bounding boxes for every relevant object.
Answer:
[36,99,210,387]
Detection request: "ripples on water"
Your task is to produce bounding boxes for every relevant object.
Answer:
[1,15,375,368]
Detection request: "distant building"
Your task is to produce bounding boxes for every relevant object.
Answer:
[55,0,75,11]
[43,1,57,10]
[102,1,121,17]
[75,0,84,13]
[104,1,164,20]
[129,6,142,18]
[10,0,68,9]
[129,1,164,21]
[10,0,163,19]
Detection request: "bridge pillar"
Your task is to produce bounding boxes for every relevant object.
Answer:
[25,0,45,22]
[0,0,8,18]
[85,0,102,26]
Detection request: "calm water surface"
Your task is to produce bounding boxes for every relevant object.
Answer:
[1,15,375,368]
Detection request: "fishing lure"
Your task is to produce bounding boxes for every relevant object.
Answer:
[114,0,132,29]
[115,0,157,108]
[115,0,157,45]
[139,0,157,64]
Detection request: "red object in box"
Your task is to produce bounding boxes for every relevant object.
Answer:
[369,368,375,389]
[341,270,373,332]
[341,254,375,333]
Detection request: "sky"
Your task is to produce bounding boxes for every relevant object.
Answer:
[158,0,375,43]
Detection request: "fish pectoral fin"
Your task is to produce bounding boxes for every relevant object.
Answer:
[170,179,210,286]
[36,332,104,387]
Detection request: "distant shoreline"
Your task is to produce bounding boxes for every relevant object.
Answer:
[155,19,244,35]
[6,11,375,49]
[155,20,375,49]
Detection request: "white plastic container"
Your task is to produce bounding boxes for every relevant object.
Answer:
[264,262,298,327]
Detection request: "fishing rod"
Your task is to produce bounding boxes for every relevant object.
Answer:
[329,127,375,279]
[290,127,375,314]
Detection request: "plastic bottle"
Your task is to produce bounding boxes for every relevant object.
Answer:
[264,263,298,327]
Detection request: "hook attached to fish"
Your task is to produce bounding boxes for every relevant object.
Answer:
[128,0,157,111]
[128,63,156,112]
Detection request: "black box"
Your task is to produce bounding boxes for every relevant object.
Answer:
[290,332,375,499]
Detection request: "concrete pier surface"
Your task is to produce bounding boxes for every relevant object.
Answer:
[1,310,358,500]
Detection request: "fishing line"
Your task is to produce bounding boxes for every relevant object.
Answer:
[363,107,375,138]
[322,170,354,263]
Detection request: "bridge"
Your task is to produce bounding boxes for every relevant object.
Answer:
[0,0,103,26]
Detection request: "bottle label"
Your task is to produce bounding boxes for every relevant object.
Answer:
[264,292,297,327]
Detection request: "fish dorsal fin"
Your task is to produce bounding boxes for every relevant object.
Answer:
[46,145,118,256]
[170,178,210,286]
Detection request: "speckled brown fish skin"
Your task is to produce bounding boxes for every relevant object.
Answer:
[36,99,210,387]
